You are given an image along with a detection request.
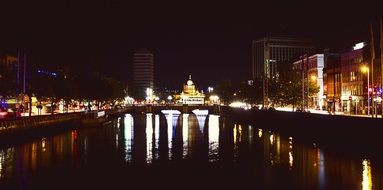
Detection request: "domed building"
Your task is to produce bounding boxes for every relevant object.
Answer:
[177,75,205,105]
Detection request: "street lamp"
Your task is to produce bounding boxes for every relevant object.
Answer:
[309,75,317,109]
[167,95,173,104]
[361,66,370,116]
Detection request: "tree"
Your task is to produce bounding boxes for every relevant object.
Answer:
[269,62,319,110]
[214,79,234,105]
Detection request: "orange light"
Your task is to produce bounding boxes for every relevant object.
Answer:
[361,66,369,73]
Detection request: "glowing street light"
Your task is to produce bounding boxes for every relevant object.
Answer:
[311,75,317,81]
[209,95,220,104]
[361,66,370,116]
[308,75,317,110]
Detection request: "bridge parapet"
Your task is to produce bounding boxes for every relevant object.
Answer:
[124,105,220,115]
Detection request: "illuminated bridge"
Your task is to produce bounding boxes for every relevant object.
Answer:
[124,105,221,115]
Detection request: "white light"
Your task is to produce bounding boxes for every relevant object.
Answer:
[209,95,220,104]
[146,88,153,96]
[229,101,251,110]
[167,95,173,100]
[161,110,181,115]
[353,42,365,50]
[192,109,209,115]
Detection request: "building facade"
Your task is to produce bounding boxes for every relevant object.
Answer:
[252,36,315,79]
[323,53,342,112]
[339,42,372,114]
[0,54,19,96]
[293,54,325,110]
[176,75,205,105]
[132,49,154,100]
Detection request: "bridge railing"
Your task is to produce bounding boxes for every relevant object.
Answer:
[0,112,83,132]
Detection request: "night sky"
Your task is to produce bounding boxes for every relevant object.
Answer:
[0,1,381,89]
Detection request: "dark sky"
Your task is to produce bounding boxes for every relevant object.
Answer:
[0,0,382,89]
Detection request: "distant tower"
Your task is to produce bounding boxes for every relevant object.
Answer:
[132,49,154,100]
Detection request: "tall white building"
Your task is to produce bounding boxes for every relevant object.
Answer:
[293,54,325,110]
[132,49,154,99]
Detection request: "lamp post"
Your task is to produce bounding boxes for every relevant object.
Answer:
[361,66,370,116]
[309,75,317,109]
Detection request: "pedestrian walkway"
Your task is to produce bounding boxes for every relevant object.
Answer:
[275,106,382,118]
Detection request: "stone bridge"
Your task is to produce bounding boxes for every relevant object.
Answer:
[123,105,221,115]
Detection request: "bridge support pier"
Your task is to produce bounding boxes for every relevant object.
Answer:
[182,105,188,113]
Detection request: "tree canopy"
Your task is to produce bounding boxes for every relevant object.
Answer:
[269,62,319,109]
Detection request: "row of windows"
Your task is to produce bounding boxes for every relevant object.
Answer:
[342,56,363,66]
[343,84,363,96]
[269,47,312,63]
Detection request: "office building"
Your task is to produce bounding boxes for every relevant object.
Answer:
[252,36,315,79]
[132,49,154,99]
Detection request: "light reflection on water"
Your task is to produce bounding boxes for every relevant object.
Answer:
[182,114,189,159]
[0,112,382,189]
[288,137,293,170]
[154,114,160,160]
[362,159,372,190]
[124,114,134,162]
[146,113,153,163]
[208,115,219,162]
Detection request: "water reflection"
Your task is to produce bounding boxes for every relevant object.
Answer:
[182,114,189,159]
[146,113,154,163]
[0,150,4,179]
[124,114,134,162]
[193,110,208,133]
[233,124,242,160]
[362,159,372,190]
[288,137,293,170]
[208,115,219,162]
[154,114,160,161]
[1,113,383,190]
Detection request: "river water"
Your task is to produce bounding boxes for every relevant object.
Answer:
[0,112,381,189]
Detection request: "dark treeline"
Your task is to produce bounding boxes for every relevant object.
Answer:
[30,67,127,106]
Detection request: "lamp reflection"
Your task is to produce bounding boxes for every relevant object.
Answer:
[208,115,220,162]
[124,114,134,162]
[182,114,189,159]
[0,150,4,179]
[41,138,46,152]
[146,113,153,163]
[154,114,160,160]
[165,113,174,160]
[288,137,293,170]
[362,159,372,190]
[233,124,242,160]
[258,129,263,138]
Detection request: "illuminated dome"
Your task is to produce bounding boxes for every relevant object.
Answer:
[187,79,194,86]
[186,75,194,86]
[177,74,205,105]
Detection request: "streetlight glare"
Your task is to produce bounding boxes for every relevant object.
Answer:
[361,66,369,73]
[311,75,317,81]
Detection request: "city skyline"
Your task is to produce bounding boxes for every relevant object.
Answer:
[0,1,381,88]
